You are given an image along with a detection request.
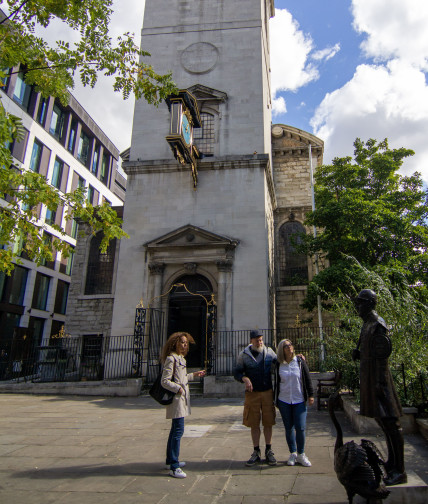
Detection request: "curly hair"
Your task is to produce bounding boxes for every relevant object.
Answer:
[160,332,195,364]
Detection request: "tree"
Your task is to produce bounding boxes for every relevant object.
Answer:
[301,138,428,311]
[0,0,177,273]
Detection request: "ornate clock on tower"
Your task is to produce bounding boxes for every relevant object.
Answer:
[166,90,202,187]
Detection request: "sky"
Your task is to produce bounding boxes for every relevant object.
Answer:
[34,0,428,182]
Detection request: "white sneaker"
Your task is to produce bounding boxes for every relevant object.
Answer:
[165,461,186,470]
[169,467,187,478]
[296,453,311,467]
[287,452,297,466]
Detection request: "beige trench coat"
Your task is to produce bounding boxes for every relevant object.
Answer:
[161,353,194,419]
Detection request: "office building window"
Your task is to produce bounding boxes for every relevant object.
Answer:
[45,207,56,225]
[91,146,99,175]
[100,153,109,184]
[32,273,51,310]
[36,97,48,125]
[54,280,69,315]
[29,139,43,173]
[49,103,65,140]
[0,266,28,305]
[87,185,94,204]
[40,233,55,269]
[71,218,78,239]
[68,119,77,153]
[13,71,33,110]
[51,157,63,189]
[65,249,74,276]
[85,233,116,295]
[77,131,90,165]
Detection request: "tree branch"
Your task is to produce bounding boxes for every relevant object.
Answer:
[0,0,31,24]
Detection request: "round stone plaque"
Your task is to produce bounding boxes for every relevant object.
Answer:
[181,42,219,74]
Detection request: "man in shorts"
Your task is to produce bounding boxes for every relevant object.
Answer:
[234,330,277,466]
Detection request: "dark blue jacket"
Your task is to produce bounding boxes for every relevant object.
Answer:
[233,345,277,392]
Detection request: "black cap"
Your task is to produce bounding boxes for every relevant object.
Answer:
[250,329,263,339]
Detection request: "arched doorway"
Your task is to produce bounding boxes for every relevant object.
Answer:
[167,275,213,368]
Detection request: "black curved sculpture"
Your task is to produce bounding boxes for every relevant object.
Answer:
[328,393,390,504]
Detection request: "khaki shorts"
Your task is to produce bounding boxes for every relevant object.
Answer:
[243,389,276,428]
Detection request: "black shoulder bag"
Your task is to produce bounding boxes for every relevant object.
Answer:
[149,360,177,405]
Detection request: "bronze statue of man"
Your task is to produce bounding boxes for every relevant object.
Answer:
[352,289,407,486]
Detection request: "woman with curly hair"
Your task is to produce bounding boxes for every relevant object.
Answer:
[160,331,206,478]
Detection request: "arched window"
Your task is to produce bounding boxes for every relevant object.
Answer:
[84,233,116,295]
[278,222,308,286]
[194,112,214,157]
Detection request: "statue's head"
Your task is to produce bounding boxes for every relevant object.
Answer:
[355,289,377,317]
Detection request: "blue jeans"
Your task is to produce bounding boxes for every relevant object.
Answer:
[277,400,307,454]
[166,417,184,470]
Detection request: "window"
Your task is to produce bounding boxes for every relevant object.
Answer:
[65,248,74,276]
[36,97,48,125]
[54,280,69,314]
[32,273,51,310]
[51,157,63,189]
[68,119,77,153]
[40,233,55,269]
[77,131,90,165]
[87,185,94,204]
[278,222,308,286]
[13,71,33,110]
[78,176,85,189]
[45,207,56,225]
[194,112,214,157]
[49,104,65,140]
[29,139,43,173]
[100,153,109,184]
[0,266,28,305]
[91,146,99,175]
[71,218,78,239]
[84,233,116,295]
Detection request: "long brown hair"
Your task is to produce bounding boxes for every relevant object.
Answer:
[160,332,195,364]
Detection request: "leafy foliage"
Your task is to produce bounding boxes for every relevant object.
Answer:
[323,261,428,410]
[0,0,177,273]
[302,138,428,311]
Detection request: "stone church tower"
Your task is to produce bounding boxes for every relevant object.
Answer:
[64,1,325,379]
[110,0,278,348]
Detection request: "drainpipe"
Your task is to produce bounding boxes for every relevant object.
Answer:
[309,144,325,362]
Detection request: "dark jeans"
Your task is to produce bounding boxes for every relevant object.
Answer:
[166,417,185,470]
[277,400,307,454]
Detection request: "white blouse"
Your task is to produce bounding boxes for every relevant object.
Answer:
[278,357,304,404]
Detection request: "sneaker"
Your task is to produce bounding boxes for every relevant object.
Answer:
[287,452,298,466]
[169,467,187,478]
[265,449,277,466]
[165,461,186,470]
[245,449,261,466]
[296,453,311,467]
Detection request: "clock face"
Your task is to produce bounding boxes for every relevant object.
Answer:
[182,113,192,145]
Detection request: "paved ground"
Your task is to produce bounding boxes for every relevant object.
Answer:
[0,394,427,504]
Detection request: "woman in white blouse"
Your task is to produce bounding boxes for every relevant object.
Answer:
[275,339,314,467]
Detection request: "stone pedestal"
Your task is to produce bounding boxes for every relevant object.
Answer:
[354,471,427,504]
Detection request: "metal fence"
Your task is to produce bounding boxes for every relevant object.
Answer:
[211,327,335,375]
[0,335,141,383]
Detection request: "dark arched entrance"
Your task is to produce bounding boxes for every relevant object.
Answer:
[167,275,213,368]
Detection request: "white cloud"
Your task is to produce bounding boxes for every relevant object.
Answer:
[312,43,341,62]
[272,96,287,115]
[352,0,428,69]
[270,9,319,96]
[311,60,428,180]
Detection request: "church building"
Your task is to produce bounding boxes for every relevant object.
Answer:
[65,0,324,379]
